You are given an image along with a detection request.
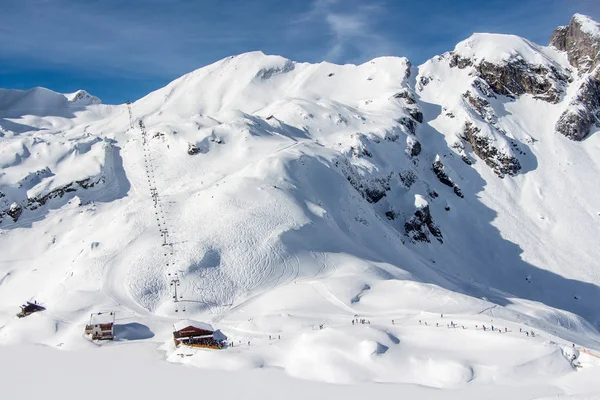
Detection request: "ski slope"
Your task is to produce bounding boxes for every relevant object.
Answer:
[1,14,600,400]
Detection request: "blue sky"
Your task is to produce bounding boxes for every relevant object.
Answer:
[1,0,599,104]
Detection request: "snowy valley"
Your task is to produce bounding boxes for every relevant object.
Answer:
[1,13,600,400]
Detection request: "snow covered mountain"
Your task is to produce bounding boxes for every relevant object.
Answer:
[1,13,600,399]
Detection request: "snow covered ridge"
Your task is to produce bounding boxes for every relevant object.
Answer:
[0,87,101,119]
[1,14,600,398]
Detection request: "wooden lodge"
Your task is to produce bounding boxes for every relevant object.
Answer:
[85,312,115,340]
[173,320,223,349]
[17,301,45,318]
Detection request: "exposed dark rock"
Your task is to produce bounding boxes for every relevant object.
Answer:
[449,54,473,69]
[427,190,439,199]
[449,54,570,103]
[188,142,200,155]
[432,159,464,198]
[476,60,569,103]
[473,78,497,98]
[6,203,22,222]
[550,14,600,74]
[399,170,418,189]
[463,122,521,178]
[417,75,431,90]
[255,60,295,80]
[397,117,417,135]
[351,144,372,158]
[432,160,454,187]
[555,67,600,140]
[407,139,421,158]
[408,108,424,123]
[462,90,506,135]
[405,205,443,243]
[337,158,391,203]
[392,89,416,104]
[30,177,100,208]
[461,156,473,165]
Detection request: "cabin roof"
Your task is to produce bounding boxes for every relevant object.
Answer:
[22,302,45,312]
[173,319,214,333]
[90,312,115,325]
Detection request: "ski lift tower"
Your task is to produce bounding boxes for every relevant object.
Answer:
[169,272,181,302]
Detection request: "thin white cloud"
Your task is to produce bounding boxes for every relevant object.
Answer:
[296,0,399,64]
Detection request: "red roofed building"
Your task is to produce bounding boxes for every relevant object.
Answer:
[172,320,224,349]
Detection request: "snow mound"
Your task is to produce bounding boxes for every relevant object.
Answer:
[453,33,565,66]
[0,87,101,118]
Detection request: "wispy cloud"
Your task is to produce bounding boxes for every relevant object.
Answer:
[292,0,399,64]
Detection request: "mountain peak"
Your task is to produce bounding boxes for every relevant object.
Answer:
[550,13,600,73]
[66,89,102,106]
[572,13,600,39]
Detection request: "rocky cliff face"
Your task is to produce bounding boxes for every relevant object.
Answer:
[550,14,600,74]
[555,66,600,140]
[449,54,570,103]
[551,15,600,141]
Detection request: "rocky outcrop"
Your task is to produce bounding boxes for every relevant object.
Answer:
[397,117,417,135]
[432,158,464,198]
[392,89,416,104]
[255,60,295,80]
[336,158,391,204]
[405,204,443,244]
[550,14,600,74]
[551,14,600,140]
[406,137,421,158]
[6,203,22,222]
[399,170,418,189]
[555,67,600,140]
[0,176,102,223]
[462,122,521,178]
[188,142,200,155]
[449,54,570,103]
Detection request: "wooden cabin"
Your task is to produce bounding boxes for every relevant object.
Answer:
[17,301,45,318]
[173,320,222,349]
[85,312,115,340]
